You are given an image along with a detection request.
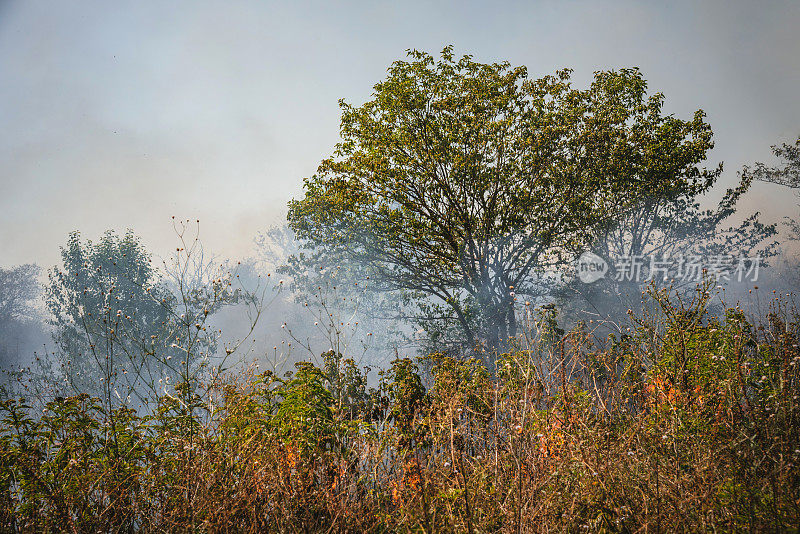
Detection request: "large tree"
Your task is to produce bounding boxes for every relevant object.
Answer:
[288,48,718,354]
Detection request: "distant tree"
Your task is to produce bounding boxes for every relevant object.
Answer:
[45,228,244,408]
[45,231,176,401]
[0,264,39,323]
[0,264,41,367]
[288,47,720,355]
[557,169,776,327]
[749,135,800,238]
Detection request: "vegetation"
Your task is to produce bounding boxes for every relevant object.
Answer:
[1,283,798,532]
[0,264,40,369]
[1,48,798,532]
[750,135,800,238]
[288,48,725,355]
[41,224,256,412]
[556,158,776,327]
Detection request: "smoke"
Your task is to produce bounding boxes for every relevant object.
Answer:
[3,1,800,271]
[0,264,52,392]
[205,226,413,380]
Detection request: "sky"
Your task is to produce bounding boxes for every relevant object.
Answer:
[1,0,799,270]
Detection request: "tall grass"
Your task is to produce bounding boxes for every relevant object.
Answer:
[1,285,798,532]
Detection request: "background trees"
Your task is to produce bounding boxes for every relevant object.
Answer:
[0,265,39,324]
[556,168,776,327]
[44,227,247,408]
[45,230,178,403]
[0,264,42,369]
[288,47,721,356]
[749,135,800,238]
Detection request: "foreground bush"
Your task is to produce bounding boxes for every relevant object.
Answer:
[1,289,799,532]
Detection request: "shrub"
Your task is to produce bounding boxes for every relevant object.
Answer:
[0,287,798,532]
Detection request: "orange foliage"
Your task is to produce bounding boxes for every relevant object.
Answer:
[389,457,422,507]
[646,375,680,404]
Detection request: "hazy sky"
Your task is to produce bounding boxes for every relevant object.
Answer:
[1,0,799,270]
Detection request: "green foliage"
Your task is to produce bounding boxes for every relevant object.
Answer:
[383,357,427,451]
[556,164,777,327]
[428,354,492,421]
[321,349,383,421]
[43,228,245,412]
[45,230,178,399]
[289,47,720,353]
[0,394,147,531]
[273,362,336,455]
[2,277,799,532]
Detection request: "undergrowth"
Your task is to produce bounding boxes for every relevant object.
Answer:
[1,286,799,532]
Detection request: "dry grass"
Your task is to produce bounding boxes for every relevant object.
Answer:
[1,289,799,532]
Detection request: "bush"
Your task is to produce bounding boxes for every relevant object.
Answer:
[1,288,798,532]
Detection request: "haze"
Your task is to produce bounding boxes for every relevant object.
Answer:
[1,0,799,269]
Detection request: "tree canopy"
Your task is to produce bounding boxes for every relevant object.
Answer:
[749,135,800,190]
[0,264,41,368]
[288,47,720,354]
[0,264,39,324]
[45,229,242,405]
[45,230,178,399]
